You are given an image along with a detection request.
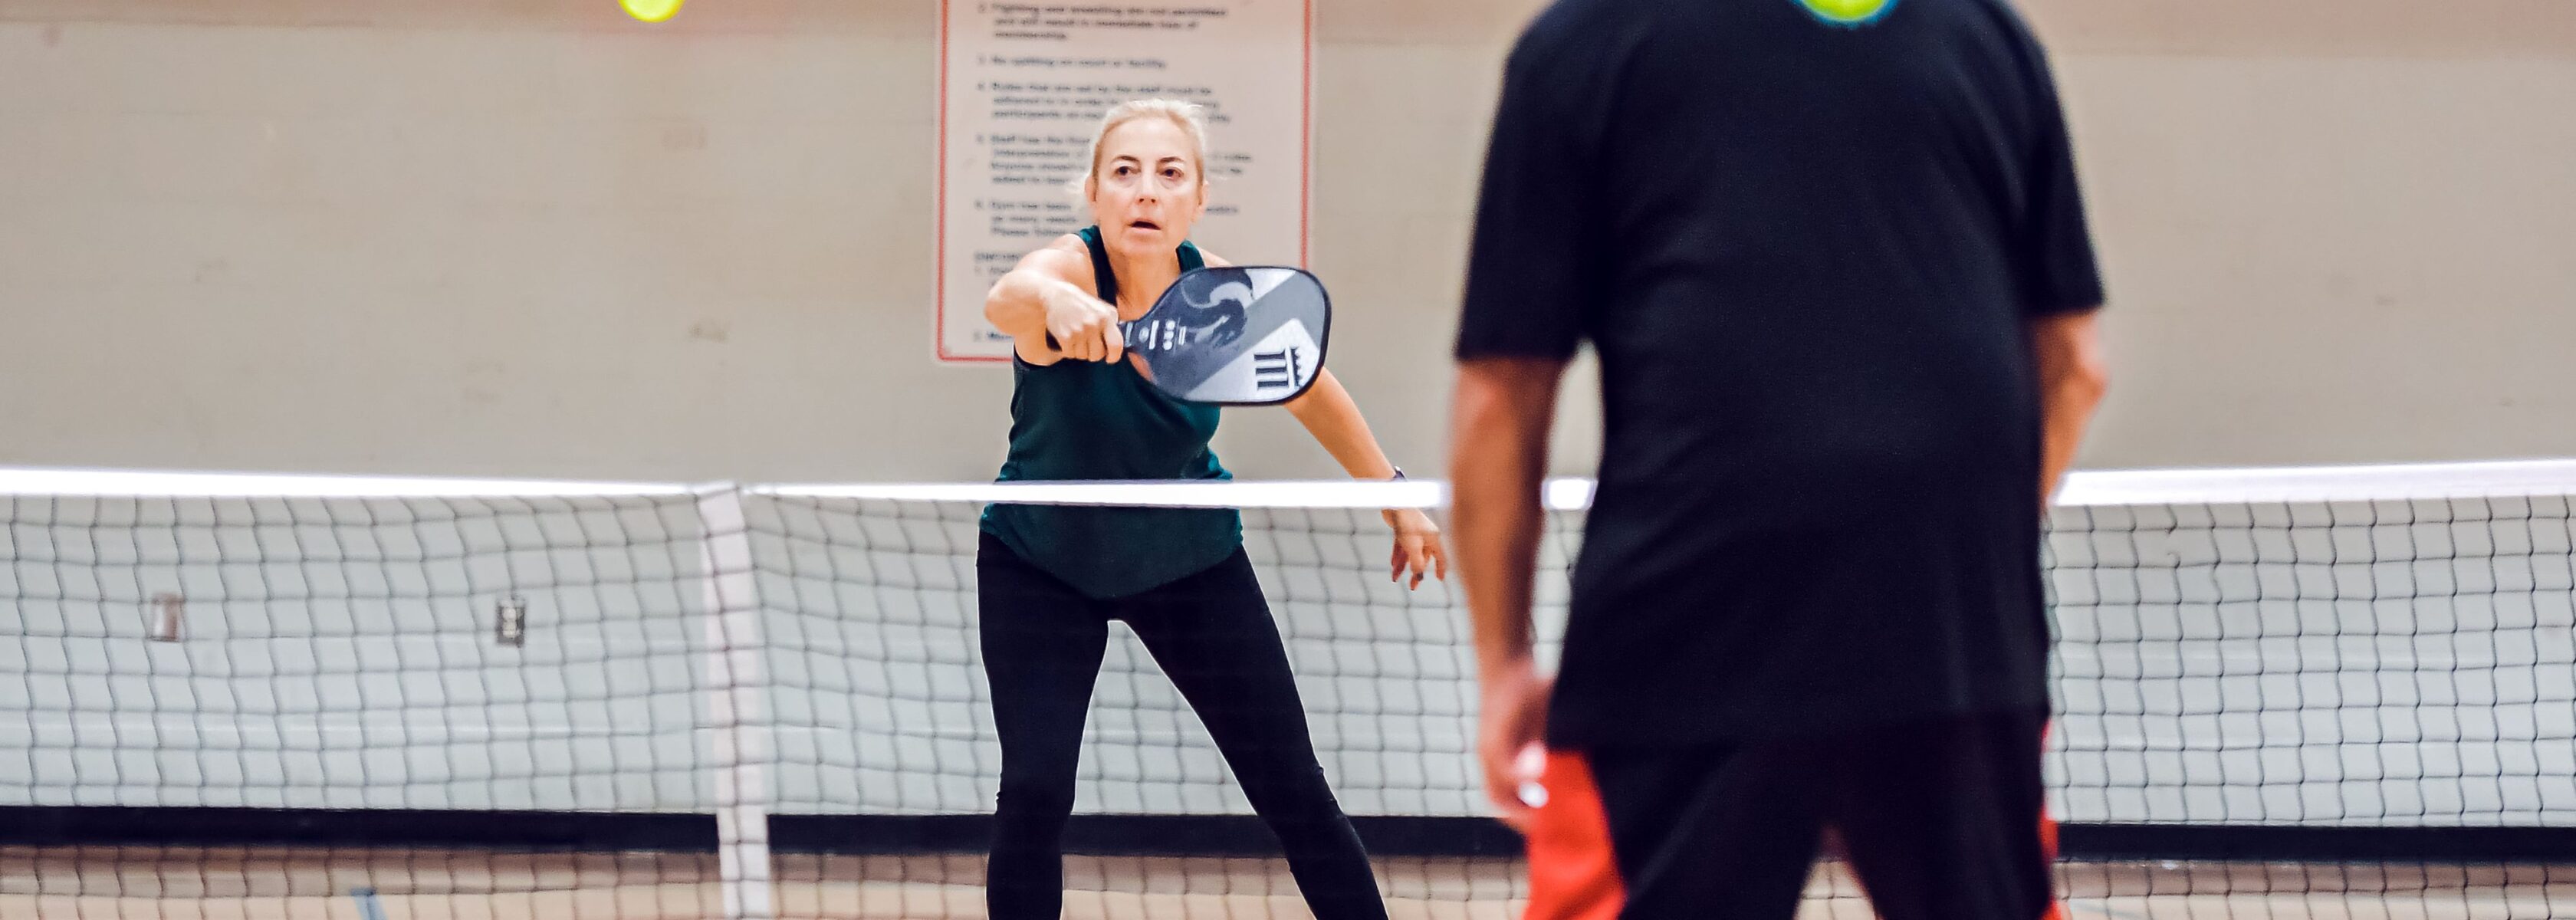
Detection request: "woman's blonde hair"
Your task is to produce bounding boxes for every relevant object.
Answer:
[1073,99,1211,196]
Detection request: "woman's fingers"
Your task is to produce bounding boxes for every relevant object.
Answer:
[1384,515,1448,590]
[1056,320,1088,360]
[1070,316,1119,363]
[1398,535,1428,589]
[1051,305,1122,362]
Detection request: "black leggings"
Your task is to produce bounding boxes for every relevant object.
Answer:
[976,532,1387,920]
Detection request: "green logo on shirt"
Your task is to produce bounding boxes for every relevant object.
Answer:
[1796,0,1897,26]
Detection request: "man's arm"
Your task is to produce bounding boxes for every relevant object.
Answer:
[1450,356,1568,828]
[1449,8,1606,828]
[2032,310,2108,507]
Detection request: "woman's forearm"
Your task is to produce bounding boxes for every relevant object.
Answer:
[985,269,1077,340]
[1283,370,1402,479]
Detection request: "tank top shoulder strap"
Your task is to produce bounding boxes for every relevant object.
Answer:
[1075,226,1119,304]
[1177,240,1205,272]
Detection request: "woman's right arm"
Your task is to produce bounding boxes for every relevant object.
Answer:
[985,238,1122,366]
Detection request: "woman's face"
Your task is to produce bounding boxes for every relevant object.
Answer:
[1087,117,1206,258]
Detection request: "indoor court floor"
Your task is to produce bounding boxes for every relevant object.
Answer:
[5,847,2568,919]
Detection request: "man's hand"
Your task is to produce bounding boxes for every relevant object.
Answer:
[1478,661,1552,830]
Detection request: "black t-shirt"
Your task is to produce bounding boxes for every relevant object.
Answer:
[1457,0,2104,744]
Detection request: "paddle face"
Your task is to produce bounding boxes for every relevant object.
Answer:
[1122,266,1330,406]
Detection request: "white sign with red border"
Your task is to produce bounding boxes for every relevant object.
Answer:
[938,0,1311,363]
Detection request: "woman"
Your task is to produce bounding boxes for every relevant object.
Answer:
[976,99,1444,920]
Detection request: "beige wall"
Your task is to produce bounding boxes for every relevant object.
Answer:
[2024,2,2576,469]
[1,0,2570,482]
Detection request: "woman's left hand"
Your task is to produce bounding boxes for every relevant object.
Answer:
[1382,508,1447,590]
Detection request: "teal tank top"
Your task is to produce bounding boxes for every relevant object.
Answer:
[978,227,1244,599]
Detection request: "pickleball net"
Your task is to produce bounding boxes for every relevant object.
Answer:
[2,462,2571,918]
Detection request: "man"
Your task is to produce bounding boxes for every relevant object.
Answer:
[1446,0,2110,917]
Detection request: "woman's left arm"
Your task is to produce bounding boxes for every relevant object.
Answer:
[1284,369,1447,589]
[1283,370,1398,479]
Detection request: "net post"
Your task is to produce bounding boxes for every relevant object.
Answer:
[696,484,774,920]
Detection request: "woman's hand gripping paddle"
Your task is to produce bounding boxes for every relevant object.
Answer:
[1048,266,1332,406]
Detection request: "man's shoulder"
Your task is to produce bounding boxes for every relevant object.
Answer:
[1508,0,1647,67]
[1957,0,2049,44]
[1521,0,1622,37]
[1950,0,2062,85]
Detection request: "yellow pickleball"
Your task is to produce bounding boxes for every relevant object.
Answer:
[1797,0,1895,25]
[621,0,684,23]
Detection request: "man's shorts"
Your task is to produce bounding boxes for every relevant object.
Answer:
[1523,710,2061,920]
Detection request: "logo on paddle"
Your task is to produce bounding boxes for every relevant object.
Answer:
[1254,348,1305,392]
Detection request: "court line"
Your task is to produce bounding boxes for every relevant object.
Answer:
[349,886,388,920]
